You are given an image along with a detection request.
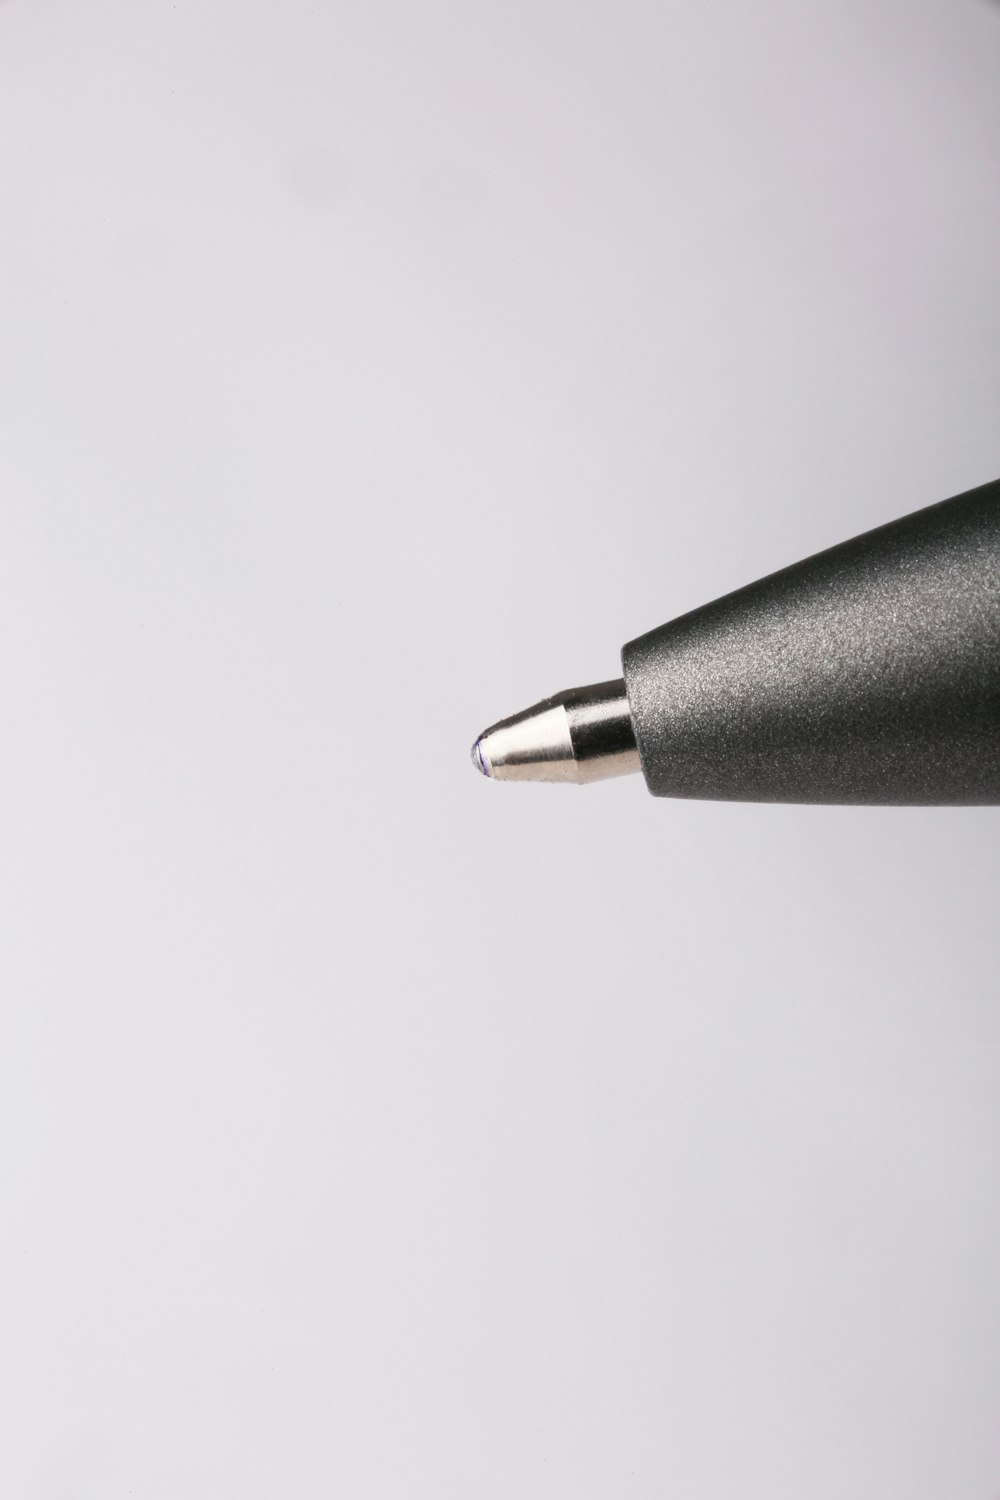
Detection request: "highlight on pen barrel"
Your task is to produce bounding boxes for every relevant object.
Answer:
[471,679,640,784]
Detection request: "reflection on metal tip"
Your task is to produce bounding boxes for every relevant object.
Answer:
[471,738,492,777]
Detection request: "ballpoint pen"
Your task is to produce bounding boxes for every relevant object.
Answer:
[471,477,1000,805]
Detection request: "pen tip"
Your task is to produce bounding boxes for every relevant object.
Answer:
[470,681,640,784]
[471,737,493,778]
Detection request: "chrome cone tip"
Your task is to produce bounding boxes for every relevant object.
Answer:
[470,681,640,785]
[471,737,493,778]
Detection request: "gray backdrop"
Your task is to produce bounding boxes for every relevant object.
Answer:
[1,1,998,1496]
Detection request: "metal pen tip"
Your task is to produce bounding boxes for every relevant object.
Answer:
[471,737,493,778]
[471,679,640,785]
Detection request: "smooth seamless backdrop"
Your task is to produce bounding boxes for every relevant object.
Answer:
[1,2,999,1496]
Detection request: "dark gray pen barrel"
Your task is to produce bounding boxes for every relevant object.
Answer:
[621,479,1000,804]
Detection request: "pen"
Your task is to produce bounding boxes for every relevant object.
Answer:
[471,477,1000,805]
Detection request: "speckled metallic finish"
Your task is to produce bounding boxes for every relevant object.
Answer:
[621,479,1000,804]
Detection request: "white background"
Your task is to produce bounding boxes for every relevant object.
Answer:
[1,2,999,1496]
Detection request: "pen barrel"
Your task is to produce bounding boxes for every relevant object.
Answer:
[621,478,1000,805]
